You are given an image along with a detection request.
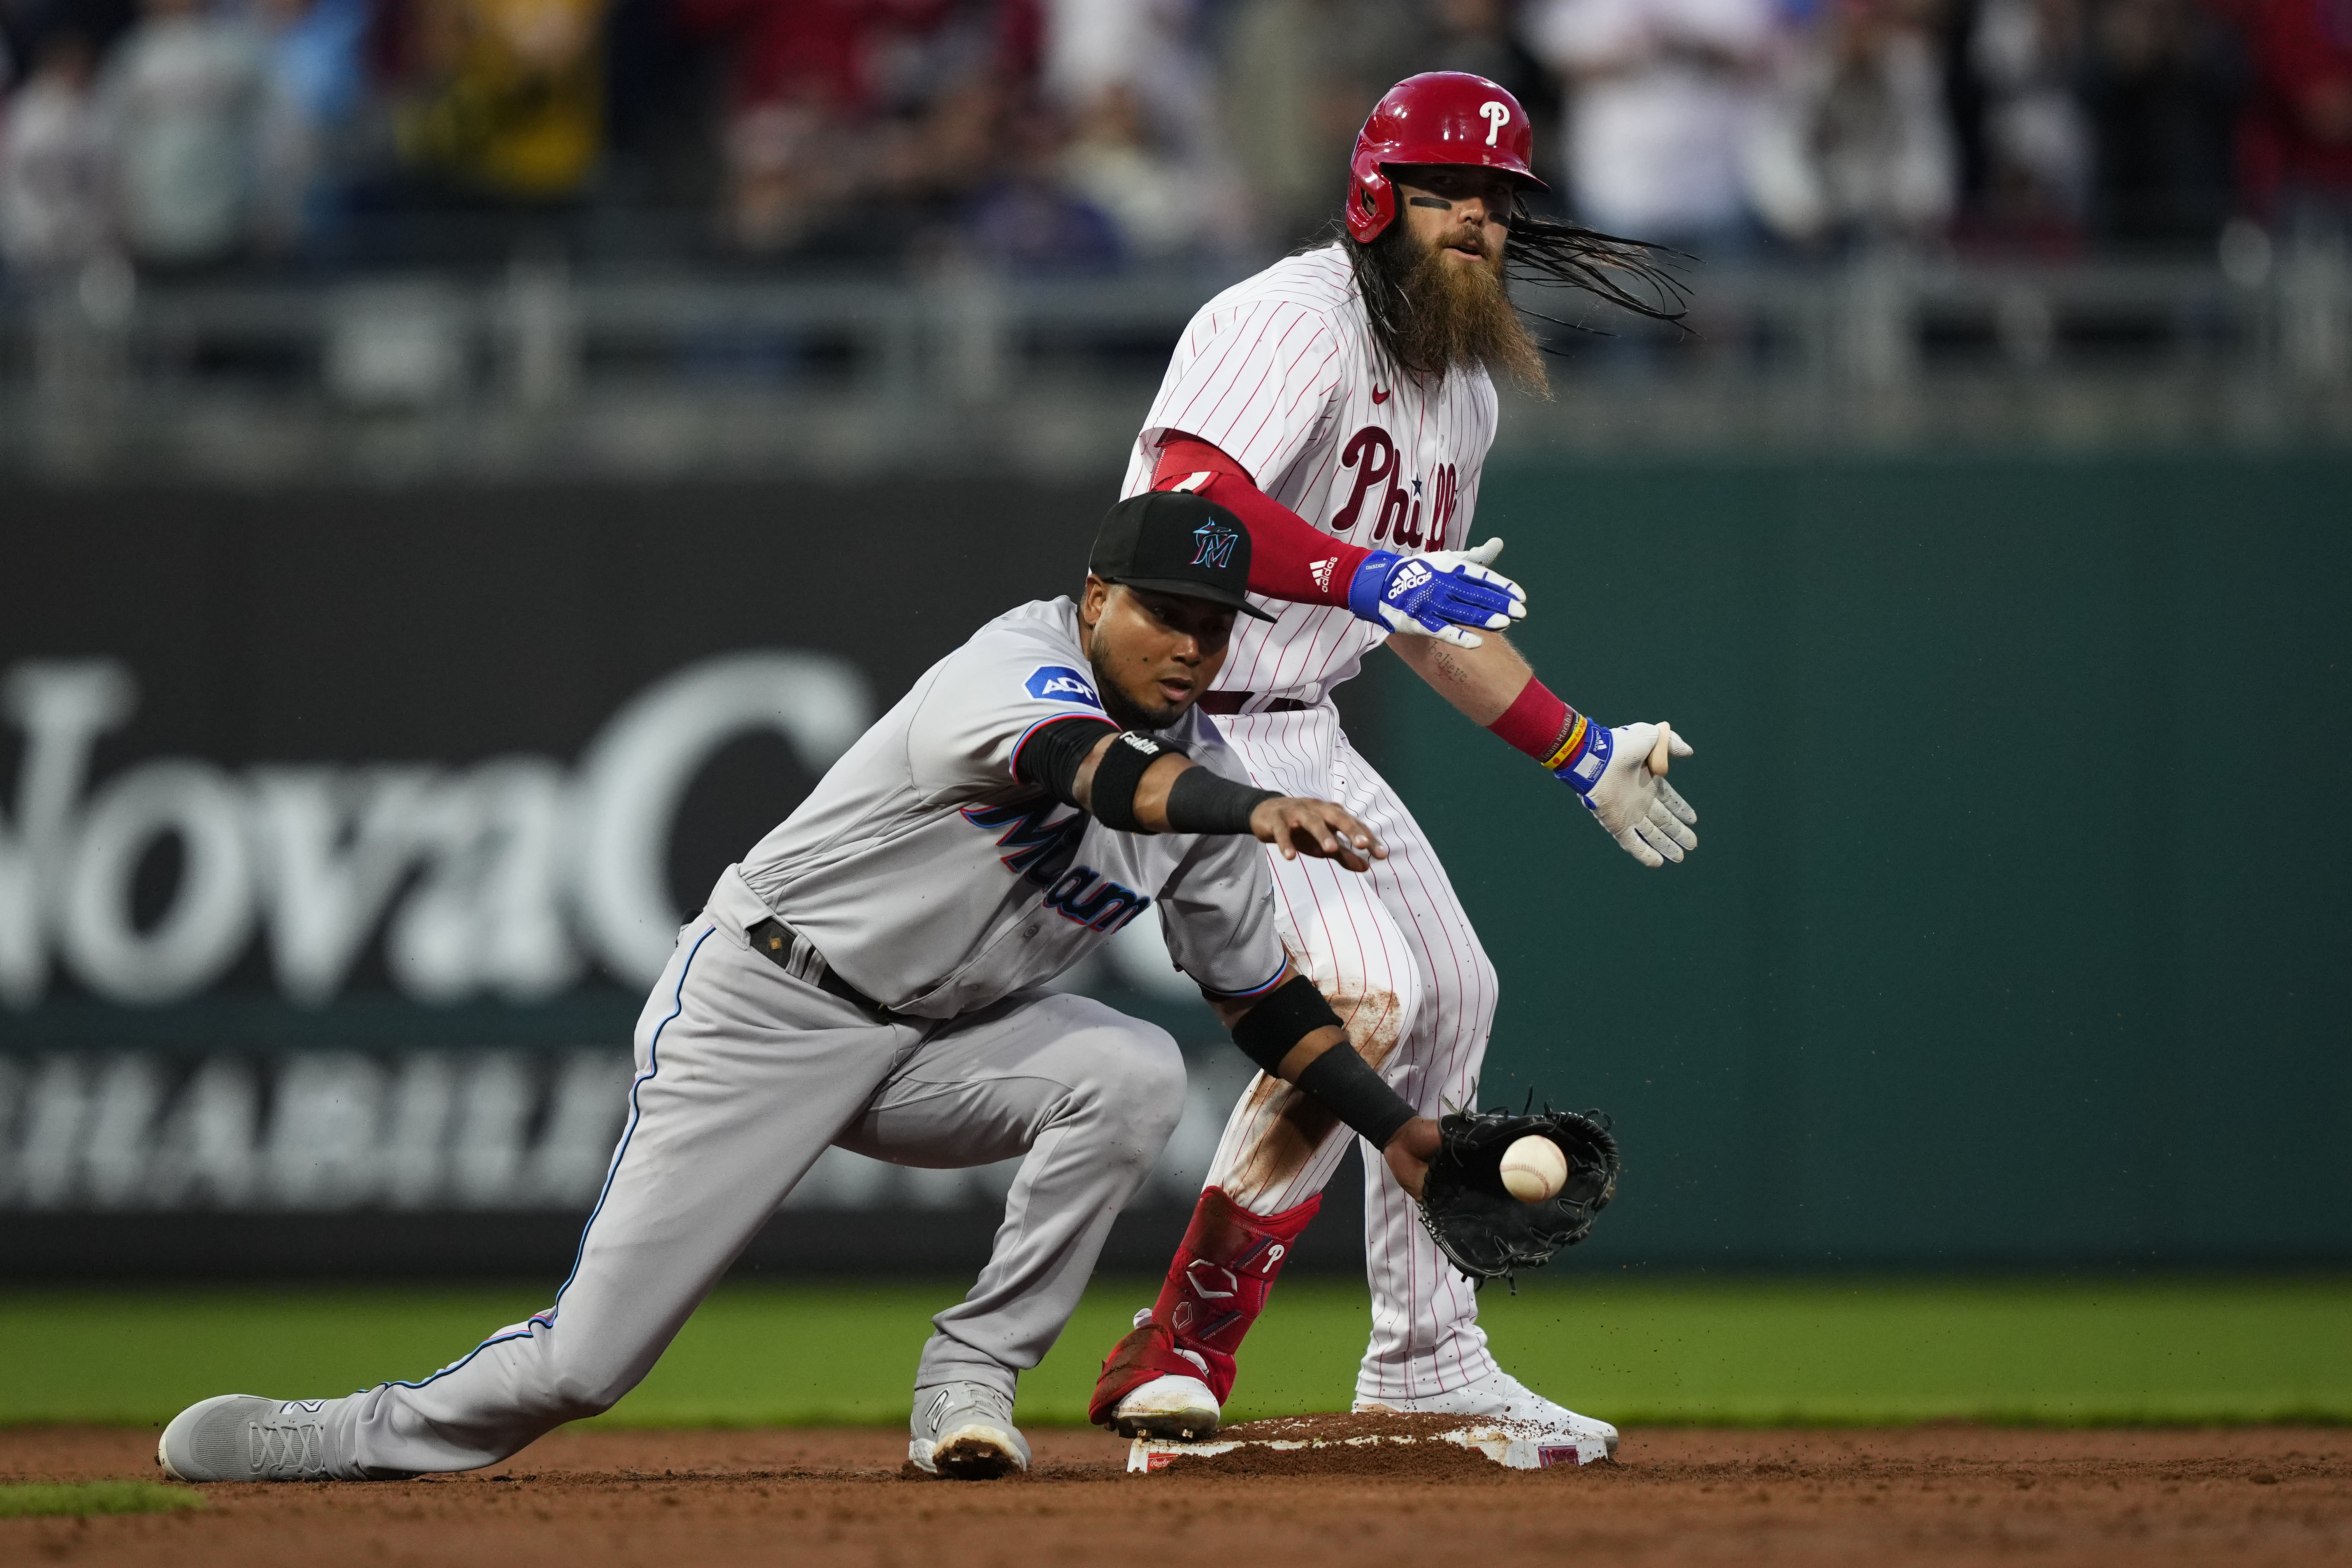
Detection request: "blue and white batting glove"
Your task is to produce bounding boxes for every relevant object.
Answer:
[1346,538,1528,649]
[1554,719,1699,868]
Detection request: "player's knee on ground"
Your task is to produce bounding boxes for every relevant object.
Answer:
[541,1345,654,1422]
[542,1374,632,1423]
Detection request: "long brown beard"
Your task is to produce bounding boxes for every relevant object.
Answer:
[1359,221,1549,397]
[1336,207,1688,393]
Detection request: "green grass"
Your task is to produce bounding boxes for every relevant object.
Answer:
[2,1275,2345,1429]
[0,1481,204,1518]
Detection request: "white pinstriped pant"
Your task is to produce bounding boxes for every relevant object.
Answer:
[1203,702,1500,1402]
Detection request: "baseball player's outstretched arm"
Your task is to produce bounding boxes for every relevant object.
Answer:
[1385,615,1534,723]
[1150,434,1525,647]
[1014,714,1388,871]
[1388,629,1702,870]
[1205,960,1440,1196]
[1068,730,1389,872]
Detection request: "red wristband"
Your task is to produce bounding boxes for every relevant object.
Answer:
[1489,679,1590,771]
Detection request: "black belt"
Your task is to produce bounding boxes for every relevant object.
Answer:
[747,916,891,1017]
[1197,692,1315,716]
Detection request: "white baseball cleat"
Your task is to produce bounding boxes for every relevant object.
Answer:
[158,1394,404,1482]
[908,1383,1031,1480]
[1109,1373,1222,1442]
[1355,1367,1619,1462]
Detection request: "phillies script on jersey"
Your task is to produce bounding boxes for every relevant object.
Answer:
[1120,246,1493,707]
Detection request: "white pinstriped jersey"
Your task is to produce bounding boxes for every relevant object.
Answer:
[1119,245,1498,706]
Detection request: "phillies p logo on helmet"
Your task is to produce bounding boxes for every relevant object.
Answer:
[1345,72,1546,244]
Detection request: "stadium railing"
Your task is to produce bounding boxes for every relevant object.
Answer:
[1,245,2345,479]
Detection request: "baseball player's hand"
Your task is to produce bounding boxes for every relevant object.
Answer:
[1249,797,1388,872]
[1381,1116,1442,1199]
[1558,721,1698,868]
[1347,539,1528,649]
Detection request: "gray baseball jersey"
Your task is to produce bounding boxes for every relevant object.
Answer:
[734,596,1286,1018]
[232,598,1293,1481]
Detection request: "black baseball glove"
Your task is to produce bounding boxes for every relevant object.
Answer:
[1416,1104,1620,1288]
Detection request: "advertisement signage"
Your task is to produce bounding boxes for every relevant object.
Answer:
[0,483,1314,1273]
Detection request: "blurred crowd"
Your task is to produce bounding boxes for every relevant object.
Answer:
[0,0,2346,282]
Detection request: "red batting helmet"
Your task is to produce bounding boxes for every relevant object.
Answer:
[1345,72,1545,244]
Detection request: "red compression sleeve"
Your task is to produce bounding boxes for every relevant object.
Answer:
[1151,435,1370,608]
[1489,677,1593,771]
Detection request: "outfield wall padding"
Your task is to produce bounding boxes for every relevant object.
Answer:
[0,457,2344,1273]
[1372,452,2352,1267]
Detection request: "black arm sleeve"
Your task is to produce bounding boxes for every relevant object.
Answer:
[1011,717,1119,808]
[1012,719,1257,833]
[1230,973,1340,1074]
[1231,977,1418,1148]
[1088,730,1177,831]
[1162,765,1282,836]
[1293,1046,1419,1150]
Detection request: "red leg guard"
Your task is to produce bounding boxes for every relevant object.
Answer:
[1088,1320,1201,1427]
[1088,1187,1321,1427]
[1154,1186,1320,1403]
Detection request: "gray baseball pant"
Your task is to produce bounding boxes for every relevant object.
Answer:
[338,905,1186,1475]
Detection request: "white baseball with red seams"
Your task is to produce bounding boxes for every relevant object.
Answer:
[1502,1135,1571,1202]
[1119,243,1511,1405]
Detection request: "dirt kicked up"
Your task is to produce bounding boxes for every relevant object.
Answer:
[4,1424,2347,1567]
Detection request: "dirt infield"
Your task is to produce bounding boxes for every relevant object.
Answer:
[3,1424,2346,1567]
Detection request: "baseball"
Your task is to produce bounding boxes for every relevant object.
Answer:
[1500,1135,1568,1202]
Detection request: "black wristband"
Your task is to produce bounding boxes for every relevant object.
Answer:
[1229,972,1341,1077]
[1293,1045,1419,1150]
[1163,765,1282,836]
[1089,731,1177,832]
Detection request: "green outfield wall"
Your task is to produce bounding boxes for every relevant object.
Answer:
[2,461,2344,1276]
[1369,452,2352,1268]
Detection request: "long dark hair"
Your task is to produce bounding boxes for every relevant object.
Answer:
[1334,205,1689,380]
[1500,212,1690,328]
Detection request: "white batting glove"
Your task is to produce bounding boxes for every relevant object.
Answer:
[1345,538,1528,649]
[1556,720,1698,868]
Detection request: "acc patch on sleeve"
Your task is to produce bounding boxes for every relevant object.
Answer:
[1025,665,1103,708]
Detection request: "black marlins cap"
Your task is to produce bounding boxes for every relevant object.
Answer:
[1088,491,1277,621]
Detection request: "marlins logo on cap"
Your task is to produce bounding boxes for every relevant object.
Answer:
[1190,523,1240,570]
[1088,491,1277,621]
